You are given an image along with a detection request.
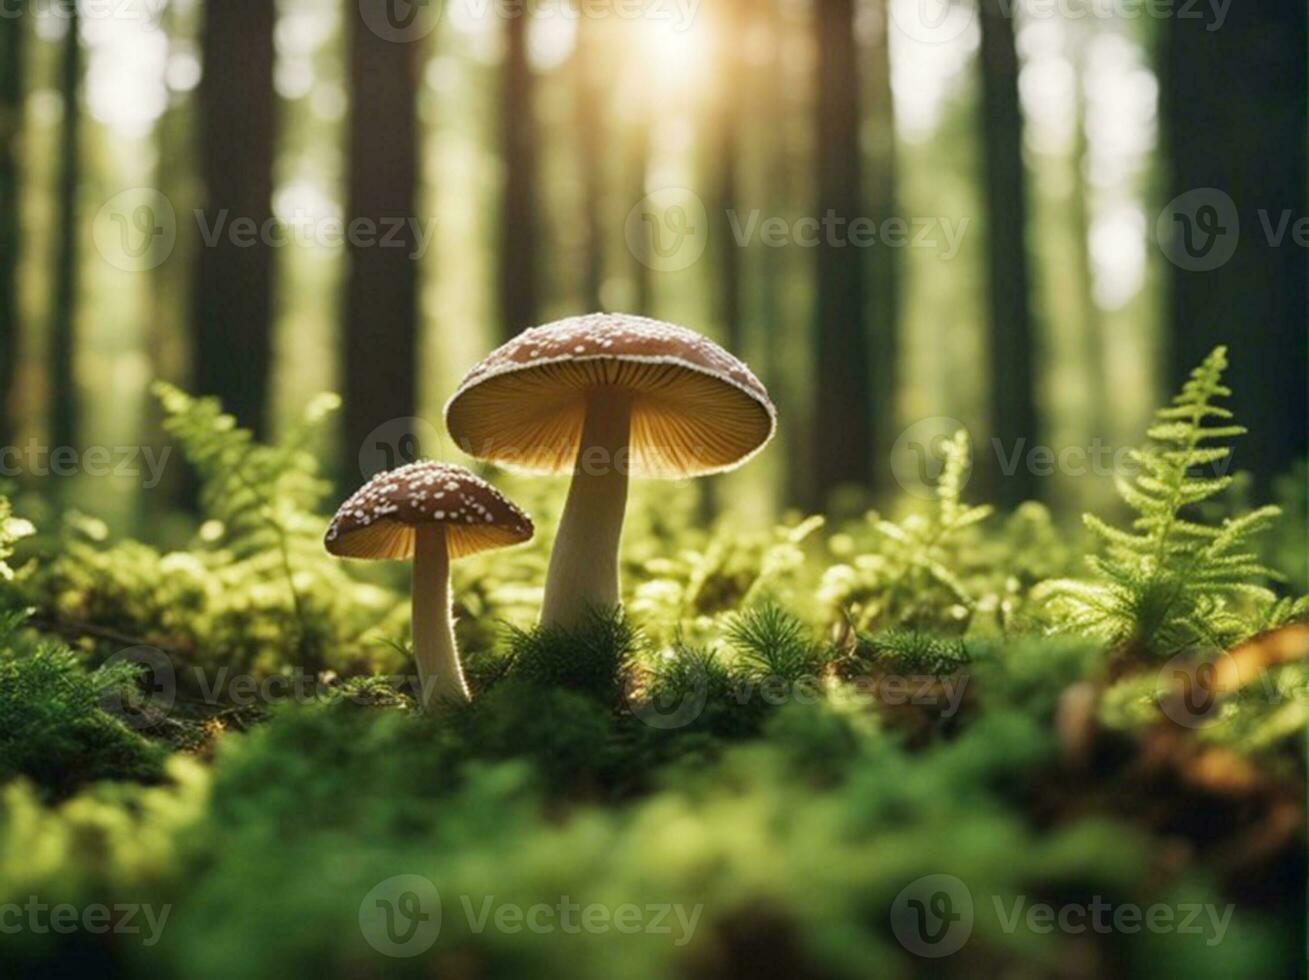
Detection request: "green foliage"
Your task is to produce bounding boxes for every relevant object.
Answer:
[856,629,970,676]
[1041,348,1287,656]
[153,383,338,555]
[821,430,994,633]
[1,379,1305,978]
[0,613,166,800]
[727,601,833,683]
[24,396,410,683]
[0,495,34,583]
[502,606,640,703]
[154,383,344,670]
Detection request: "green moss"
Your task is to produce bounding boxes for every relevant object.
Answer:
[0,357,1304,977]
[0,623,167,801]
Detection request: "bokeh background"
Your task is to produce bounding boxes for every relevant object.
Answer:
[0,0,1304,531]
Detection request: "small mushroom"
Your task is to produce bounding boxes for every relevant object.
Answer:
[325,461,534,710]
[446,313,775,628]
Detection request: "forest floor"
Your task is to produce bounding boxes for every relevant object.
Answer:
[0,356,1305,979]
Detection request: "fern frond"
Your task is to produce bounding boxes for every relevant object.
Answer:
[1043,347,1294,656]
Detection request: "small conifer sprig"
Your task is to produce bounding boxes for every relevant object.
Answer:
[1042,347,1284,656]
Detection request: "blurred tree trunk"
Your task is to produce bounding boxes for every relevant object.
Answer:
[811,0,872,507]
[867,0,899,492]
[756,0,804,508]
[0,2,26,448]
[498,9,539,340]
[1161,3,1307,487]
[194,0,276,437]
[711,0,744,355]
[573,17,604,311]
[698,0,749,522]
[627,81,653,316]
[977,0,1039,507]
[342,3,423,487]
[141,0,192,518]
[1069,37,1108,444]
[50,6,81,462]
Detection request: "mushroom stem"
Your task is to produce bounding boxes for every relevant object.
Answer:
[412,524,470,709]
[541,388,632,628]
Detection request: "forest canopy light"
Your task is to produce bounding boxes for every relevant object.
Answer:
[446,312,776,628]
[324,461,534,709]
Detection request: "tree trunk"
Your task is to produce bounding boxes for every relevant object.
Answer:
[711,0,744,356]
[1161,2,1307,487]
[497,9,539,340]
[573,17,604,312]
[756,0,803,508]
[1069,36,1108,444]
[50,6,81,461]
[0,2,27,448]
[811,0,872,507]
[977,0,1039,507]
[627,85,653,316]
[342,3,423,488]
[141,0,192,518]
[866,0,899,495]
[194,0,277,437]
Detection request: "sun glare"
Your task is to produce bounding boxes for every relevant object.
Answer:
[634,16,711,91]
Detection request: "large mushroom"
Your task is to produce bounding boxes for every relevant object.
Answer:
[325,461,534,709]
[446,313,775,628]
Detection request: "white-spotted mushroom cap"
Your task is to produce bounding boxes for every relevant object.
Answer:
[324,461,534,560]
[444,313,777,479]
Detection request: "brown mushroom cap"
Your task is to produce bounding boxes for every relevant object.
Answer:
[444,313,776,479]
[324,461,534,560]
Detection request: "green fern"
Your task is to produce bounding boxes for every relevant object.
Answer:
[154,383,338,555]
[821,429,993,632]
[1041,347,1284,656]
[154,384,342,669]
